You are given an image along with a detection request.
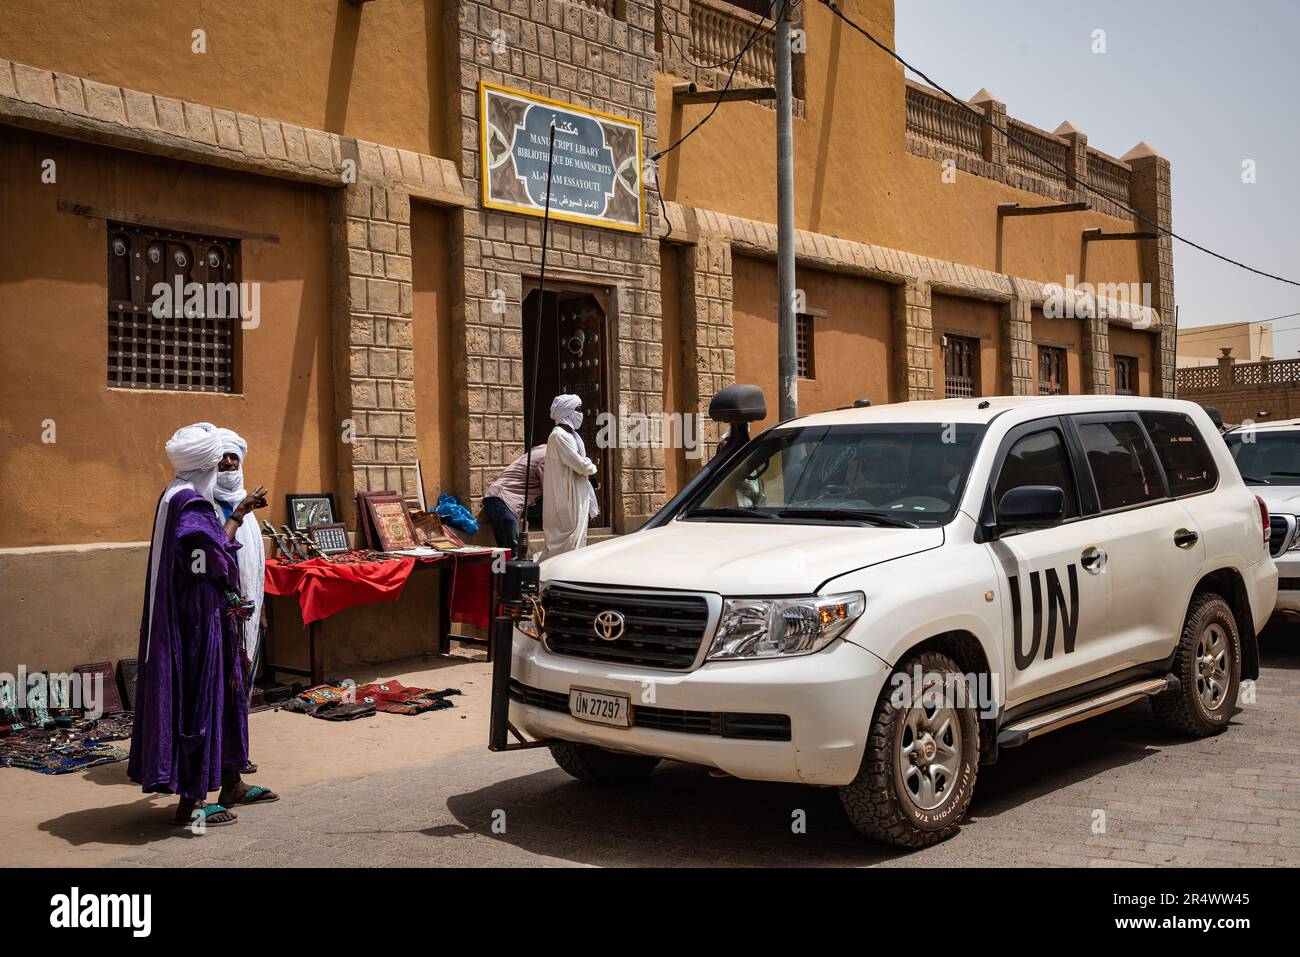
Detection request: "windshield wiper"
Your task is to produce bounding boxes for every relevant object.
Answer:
[686,506,773,520]
[776,508,919,528]
[1241,475,1271,485]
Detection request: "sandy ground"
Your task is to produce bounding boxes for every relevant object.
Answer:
[0,648,494,867]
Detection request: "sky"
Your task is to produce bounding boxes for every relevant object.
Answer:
[893,0,1300,360]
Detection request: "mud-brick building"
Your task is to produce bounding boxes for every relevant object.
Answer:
[0,0,1175,672]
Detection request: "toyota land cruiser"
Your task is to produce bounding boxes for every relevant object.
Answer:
[1225,417,1300,620]
[506,393,1277,847]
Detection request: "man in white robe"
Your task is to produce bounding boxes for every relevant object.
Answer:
[213,429,266,706]
[538,394,598,560]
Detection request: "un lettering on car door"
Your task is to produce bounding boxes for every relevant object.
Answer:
[1009,563,1079,669]
[992,537,1111,705]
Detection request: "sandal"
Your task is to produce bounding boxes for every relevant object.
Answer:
[171,803,237,827]
[226,784,279,806]
[241,761,258,775]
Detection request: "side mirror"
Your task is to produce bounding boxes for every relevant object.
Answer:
[709,384,766,424]
[997,485,1065,529]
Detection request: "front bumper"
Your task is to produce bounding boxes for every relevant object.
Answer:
[509,632,890,786]
[1271,550,1300,614]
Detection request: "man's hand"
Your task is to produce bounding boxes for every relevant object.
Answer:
[236,485,269,518]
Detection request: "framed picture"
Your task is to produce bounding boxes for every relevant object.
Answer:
[309,523,351,555]
[412,511,464,550]
[286,493,337,532]
[357,491,418,551]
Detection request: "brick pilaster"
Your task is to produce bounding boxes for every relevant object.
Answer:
[971,89,1007,170]
[681,238,736,469]
[330,184,418,520]
[1054,122,1088,195]
[1126,144,1176,397]
[1003,285,1035,396]
[894,280,933,400]
[1081,316,1111,394]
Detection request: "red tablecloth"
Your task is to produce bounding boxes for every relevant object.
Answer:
[264,553,494,627]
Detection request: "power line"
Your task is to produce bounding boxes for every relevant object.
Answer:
[654,0,779,73]
[650,1,785,164]
[1177,313,1300,342]
[819,0,1300,289]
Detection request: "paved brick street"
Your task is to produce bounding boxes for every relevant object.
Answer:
[63,626,1296,869]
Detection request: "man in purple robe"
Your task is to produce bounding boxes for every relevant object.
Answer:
[128,422,279,827]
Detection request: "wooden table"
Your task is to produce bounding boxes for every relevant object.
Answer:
[261,551,500,687]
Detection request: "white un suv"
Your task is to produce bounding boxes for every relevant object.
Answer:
[507,394,1277,847]
[1224,417,1300,620]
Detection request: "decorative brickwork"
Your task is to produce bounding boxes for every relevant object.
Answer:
[894,281,934,401]
[1004,280,1036,396]
[1080,316,1112,394]
[1127,146,1177,399]
[448,0,666,529]
[680,237,736,467]
[907,82,1133,220]
[0,58,466,204]
[330,185,418,515]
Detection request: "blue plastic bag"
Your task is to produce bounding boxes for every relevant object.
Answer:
[434,493,479,535]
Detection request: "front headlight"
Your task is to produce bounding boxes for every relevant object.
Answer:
[706,592,865,660]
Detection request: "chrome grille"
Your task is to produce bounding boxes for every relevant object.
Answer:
[542,585,711,670]
[1268,514,1296,557]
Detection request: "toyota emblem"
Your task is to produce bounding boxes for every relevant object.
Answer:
[593,610,625,641]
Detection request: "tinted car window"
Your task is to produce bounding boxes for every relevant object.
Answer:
[994,428,1079,520]
[1076,419,1165,510]
[686,423,984,526]
[1224,430,1300,486]
[1139,412,1218,496]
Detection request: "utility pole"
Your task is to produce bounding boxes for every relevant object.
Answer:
[775,0,797,422]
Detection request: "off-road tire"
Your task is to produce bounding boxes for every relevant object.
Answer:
[549,741,660,784]
[1152,592,1241,737]
[839,651,980,848]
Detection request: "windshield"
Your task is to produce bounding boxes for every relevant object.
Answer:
[1225,431,1300,486]
[682,423,986,527]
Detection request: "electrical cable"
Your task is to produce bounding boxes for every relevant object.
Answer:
[651,0,792,163]
[819,0,1300,289]
[655,0,781,72]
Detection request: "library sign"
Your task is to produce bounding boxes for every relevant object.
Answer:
[479,82,645,233]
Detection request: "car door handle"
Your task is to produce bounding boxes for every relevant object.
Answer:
[1081,546,1107,573]
[1173,528,1200,549]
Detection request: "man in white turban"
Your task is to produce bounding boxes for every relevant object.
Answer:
[214,429,266,683]
[213,429,267,778]
[538,394,599,560]
[128,423,277,828]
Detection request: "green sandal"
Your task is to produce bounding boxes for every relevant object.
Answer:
[227,784,279,806]
[172,803,237,827]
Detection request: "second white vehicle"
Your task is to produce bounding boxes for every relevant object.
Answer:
[507,393,1277,847]
[1224,417,1300,619]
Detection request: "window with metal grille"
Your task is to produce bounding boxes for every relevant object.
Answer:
[1114,354,1137,396]
[107,224,240,393]
[1038,345,1066,395]
[796,312,815,379]
[942,334,978,398]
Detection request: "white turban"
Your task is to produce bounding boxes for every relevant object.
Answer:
[214,428,248,504]
[165,422,222,474]
[550,393,583,430]
[216,427,247,462]
[145,422,221,661]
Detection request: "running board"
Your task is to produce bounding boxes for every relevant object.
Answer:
[997,676,1178,749]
